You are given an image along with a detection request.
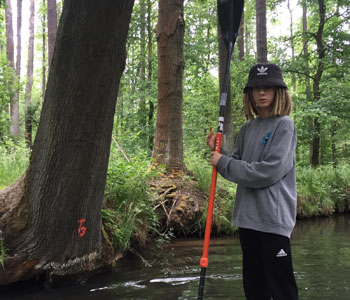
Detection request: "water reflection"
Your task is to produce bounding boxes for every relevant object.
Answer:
[1,215,349,299]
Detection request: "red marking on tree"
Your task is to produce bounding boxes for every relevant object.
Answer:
[77,219,87,237]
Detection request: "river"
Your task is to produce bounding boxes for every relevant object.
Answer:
[1,215,350,299]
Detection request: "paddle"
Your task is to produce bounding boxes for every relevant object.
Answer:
[197,1,244,299]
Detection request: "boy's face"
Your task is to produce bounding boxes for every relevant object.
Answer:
[252,86,275,112]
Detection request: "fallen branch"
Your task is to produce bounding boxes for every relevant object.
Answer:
[112,136,130,162]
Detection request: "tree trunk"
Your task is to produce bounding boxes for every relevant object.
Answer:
[152,0,185,170]
[42,0,47,101]
[147,0,154,151]
[287,0,296,91]
[331,122,337,168]
[47,0,57,68]
[5,0,15,116]
[9,0,22,136]
[310,0,326,167]
[302,0,313,165]
[218,19,233,154]
[256,0,267,63]
[237,9,244,60]
[0,0,134,285]
[24,0,35,148]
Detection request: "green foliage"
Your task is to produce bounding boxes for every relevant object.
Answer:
[103,144,160,251]
[0,141,29,189]
[185,151,237,235]
[297,164,350,218]
[0,54,19,141]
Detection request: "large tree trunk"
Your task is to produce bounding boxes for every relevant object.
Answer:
[0,0,134,285]
[256,0,267,63]
[152,0,185,170]
[24,0,35,148]
[47,0,57,68]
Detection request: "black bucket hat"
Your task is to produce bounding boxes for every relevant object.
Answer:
[244,63,287,92]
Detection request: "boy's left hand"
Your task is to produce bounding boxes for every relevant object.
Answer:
[210,151,222,166]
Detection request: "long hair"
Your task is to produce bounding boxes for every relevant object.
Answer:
[243,87,293,120]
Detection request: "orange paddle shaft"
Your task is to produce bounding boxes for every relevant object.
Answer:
[200,132,223,268]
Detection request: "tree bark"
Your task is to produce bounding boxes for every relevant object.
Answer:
[42,0,47,101]
[287,0,296,91]
[24,0,35,148]
[237,9,244,60]
[256,0,267,63]
[9,0,21,136]
[147,0,154,151]
[47,0,57,68]
[0,0,134,285]
[152,0,185,170]
[5,0,15,116]
[310,0,326,167]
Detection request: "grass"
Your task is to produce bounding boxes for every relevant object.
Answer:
[102,145,161,252]
[185,151,237,235]
[0,142,29,189]
[186,150,350,225]
[297,164,350,218]
[1,139,349,260]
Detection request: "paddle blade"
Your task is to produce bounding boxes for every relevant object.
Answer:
[218,0,244,51]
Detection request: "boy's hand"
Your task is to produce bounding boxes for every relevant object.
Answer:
[210,151,222,166]
[206,126,216,151]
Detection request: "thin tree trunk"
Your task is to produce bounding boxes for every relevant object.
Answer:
[147,0,154,151]
[256,0,267,63]
[331,122,337,168]
[287,0,296,91]
[310,0,326,167]
[0,0,135,285]
[238,9,244,60]
[42,0,47,101]
[302,0,313,165]
[10,0,22,136]
[152,0,185,170]
[5,0,15,116]
[25,0,35,148]
[47,0,57,68]
[139,0,147,146]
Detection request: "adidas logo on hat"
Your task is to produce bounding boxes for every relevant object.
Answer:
[257,66,268,75]
[244,63,288,92]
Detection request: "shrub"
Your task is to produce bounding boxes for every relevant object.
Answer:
[103,145,160,251]
[0,141,29,189]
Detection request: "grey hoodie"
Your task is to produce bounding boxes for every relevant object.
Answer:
[216,115,297,238]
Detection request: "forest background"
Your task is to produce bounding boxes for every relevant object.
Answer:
[0,0,350,275]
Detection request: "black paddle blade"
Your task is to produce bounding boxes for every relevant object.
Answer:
[218,0,244,51]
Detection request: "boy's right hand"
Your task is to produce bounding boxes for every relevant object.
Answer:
[206,126,216,151]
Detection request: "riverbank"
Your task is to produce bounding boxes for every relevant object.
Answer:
[1,215,349,300]
[102,152,350,256]
[1,147,350,283]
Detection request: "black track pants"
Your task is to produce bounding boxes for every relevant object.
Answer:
[239,228,299,300]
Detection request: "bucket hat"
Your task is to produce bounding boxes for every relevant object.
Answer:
[244,63,287,92]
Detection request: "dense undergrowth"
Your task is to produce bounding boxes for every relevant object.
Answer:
[1,144,350,254]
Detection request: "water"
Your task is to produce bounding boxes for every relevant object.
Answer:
[1,215,350,300]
